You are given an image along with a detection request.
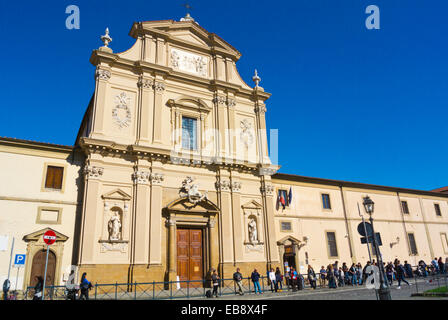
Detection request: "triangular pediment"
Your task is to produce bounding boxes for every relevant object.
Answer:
[241,200,263,210]
[166,197,220,213]
[277,235,301,246]
[23,227,69,242]
[101,189,132,201]
[130,20,241,60]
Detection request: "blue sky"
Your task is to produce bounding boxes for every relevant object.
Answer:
[0,0,447,191]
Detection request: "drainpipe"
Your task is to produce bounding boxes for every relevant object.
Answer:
[339,186,354,262]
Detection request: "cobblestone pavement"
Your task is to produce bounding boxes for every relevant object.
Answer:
[191,278,448,300]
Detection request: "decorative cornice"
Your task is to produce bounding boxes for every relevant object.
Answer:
[84,166,104,179]
[95,69,111,81]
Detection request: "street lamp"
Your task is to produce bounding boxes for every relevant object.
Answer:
[362,195,392,300]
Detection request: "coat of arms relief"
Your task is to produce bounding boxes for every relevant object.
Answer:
[179,176,208,205]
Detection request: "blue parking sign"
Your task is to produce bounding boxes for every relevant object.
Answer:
[14,254,26,266]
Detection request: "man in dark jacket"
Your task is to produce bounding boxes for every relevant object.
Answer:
[233,268,244,295]
[251,269,262,294]
[404,261,413,278]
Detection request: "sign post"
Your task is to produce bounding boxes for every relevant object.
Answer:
[42,230,56,300]
[13,254,26,290]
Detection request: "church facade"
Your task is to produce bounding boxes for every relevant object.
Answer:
[1,17,448,290]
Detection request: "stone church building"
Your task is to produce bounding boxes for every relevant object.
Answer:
[1,16,448,289]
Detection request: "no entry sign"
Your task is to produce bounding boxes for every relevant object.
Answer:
[43,230,56,245]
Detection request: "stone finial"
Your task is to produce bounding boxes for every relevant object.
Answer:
[100,28,113,53]
[252,69,261,87]
[180,12,195,22]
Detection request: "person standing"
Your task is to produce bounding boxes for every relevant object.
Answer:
[356,263,363,285]
[33,276,44,300]
[79,272,92,300]
[385,263,394,286]
[2,279,10,301]
[319,266,327,288]
[291,267,298,291]
[251,269,263,295]
[404,261,413,278]
[338,267,345,287]
[269,268,277,292]
[327,265,337,289]
[307,265,317,289]
[275,267,283,291]
[233,268,244,296]
[211,269,220,298]
[438,257,445,274]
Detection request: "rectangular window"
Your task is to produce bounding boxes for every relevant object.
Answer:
[45,166,64,190]
[281,222,292,231]
[322,193,331,209]
[401,201,410,214]
[326,232,338,257]
[182,116,197,150]
[434,203,442,216]
[441,233,448,253]
[407,233,418,255]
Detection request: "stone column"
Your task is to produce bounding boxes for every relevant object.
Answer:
[167,216,177,281]
[131,169,151,264]
[278,245,285,271]
[208,217,217,271]
[149,169,164,265]
[152,80,165,144]
[79,165,104,264]
[136,76,154,146]
[90,68,111,138]
[293,244,300,272]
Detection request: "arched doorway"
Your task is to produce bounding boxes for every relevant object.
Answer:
[29,249,56,287]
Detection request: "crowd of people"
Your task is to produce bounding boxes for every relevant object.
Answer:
[231,256,448,295]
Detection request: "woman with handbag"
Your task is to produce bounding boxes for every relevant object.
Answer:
[307,265,317,289]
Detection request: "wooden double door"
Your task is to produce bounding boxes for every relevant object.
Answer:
[177,228,204,287]
[30,249,56,287]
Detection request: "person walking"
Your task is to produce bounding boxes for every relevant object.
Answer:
[79,272,92,300]
[319,266,327,288]
[233,268,244,296]
[33,276,44,300]
[338,267,345,287]
[2,279,10,301]
[284,267,290,289]
[356,263,363,285]
[275,267,283,292]
[438,257,445,274]
[307,265,317,289]
[396,261,411,289]
[251,269,263,295]
[211,269,220,298]
[269,268,277,292]
[404,260,413,278]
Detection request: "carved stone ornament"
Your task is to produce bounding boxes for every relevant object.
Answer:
[240,119,254,148]
[108,212,122,241]
[170,48,208,77]
[260,184,274,195]
[153,82,165,93]
[213,96,226,105]
[215,180,230,192]
[255,104,267,114]
[245,244,264,253]
[227,98,236,108]
[150,173,165,185]
[100,241,127,253]
[231,181,242,192]
[84,166,104,179]
[179,176,208,204]
[138,78,154,89]
[96,69,111,81]
[112,92,132,128]
[132,171,150,184]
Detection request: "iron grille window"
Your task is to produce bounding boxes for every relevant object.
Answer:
[182,116,197,150]
[401,201,410,214]
[326,232,338,257]
[322,194,331,209]
[408,233,418,255]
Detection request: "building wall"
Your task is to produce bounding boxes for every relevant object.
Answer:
[271,179,448,273]
[0,142,83,290]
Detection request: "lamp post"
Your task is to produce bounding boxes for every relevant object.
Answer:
[363,195,392,300]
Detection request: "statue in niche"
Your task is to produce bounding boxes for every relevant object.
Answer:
[248,218,258,244]
[108,211,122,241]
